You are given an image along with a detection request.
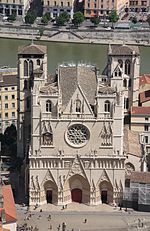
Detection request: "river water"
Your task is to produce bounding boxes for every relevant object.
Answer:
[1,38,150,74]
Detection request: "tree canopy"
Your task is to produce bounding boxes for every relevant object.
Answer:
[25,11,36,24]
[90,16,100,26]
[108,10,119,23]
[72,11,84,26]
[56,12,70,26]
[132,16,137,24]
[0,124,17,160]
[41,12,51,24]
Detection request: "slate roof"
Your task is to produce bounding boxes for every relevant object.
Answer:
[130,171,150,184]
[131,106,150,115]
[123,126,141,158]
[109,45,139,56]
[0,74,17,87]
[40,83,58,94]
[18,44,46,55]
[98,86,116,94]
[58,64,97,110]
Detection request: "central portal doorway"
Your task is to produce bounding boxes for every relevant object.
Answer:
[71,188,82,203]
[46,190,52,203]
[101,190,107,203]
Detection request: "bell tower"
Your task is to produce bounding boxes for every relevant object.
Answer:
[107,44,140,114]
[17,43,47,158]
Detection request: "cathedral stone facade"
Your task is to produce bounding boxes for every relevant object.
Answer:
[17,43,140,206]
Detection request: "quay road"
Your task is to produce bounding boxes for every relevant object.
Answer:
[16,203,150,231]
[0,20,150,45]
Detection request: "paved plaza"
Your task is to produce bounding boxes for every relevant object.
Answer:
[16,203,150,231]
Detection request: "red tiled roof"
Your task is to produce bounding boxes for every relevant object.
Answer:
[1,185,17,223]
[131,106,150,115]
[139,74,150,86]
[130,171,150,184]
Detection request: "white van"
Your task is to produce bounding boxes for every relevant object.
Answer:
[2,16,8,22]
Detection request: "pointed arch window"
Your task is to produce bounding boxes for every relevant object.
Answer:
[76,99,81,113]
[24,60,28,76]
[118,59,123,68]
[24,79,28,90]
[128,78,131,88]
[46,100,52,112]
[43,132,53,145]
[29,60,33,76]
[37,59,40,66]
[125,59,131,75]
[123,79,127,87]
[104,100,110,112]
[124,97,129,109]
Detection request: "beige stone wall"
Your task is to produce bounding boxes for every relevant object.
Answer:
[84,0,129,17]
[0,74,17,133]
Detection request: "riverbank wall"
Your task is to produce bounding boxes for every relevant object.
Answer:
[0,24,150,46]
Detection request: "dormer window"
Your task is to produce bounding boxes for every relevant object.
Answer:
[46,100,52,112]
[104,100,110,112]
[76,99,81,113]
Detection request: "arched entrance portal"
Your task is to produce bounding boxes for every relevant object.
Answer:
[44,180,58,204]
[46,190,52,203]
[71,188,82,203]
[68,174,90,204]
[100,180,113,204]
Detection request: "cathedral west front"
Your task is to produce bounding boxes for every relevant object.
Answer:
[17,43,140,206]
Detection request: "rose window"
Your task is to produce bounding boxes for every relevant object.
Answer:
[66,124,90,147]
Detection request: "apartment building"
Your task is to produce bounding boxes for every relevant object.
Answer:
[84,0,129,18]
[43,0,74,18]
[0,0,31,17]
[129,0,149,13]
[0,68,17,133]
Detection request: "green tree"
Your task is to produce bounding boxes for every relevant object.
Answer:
[41,15,49,24]
[108,10,119,26]
[25,11,36,24]
[60,12,70,23]
[41,12,51,24]
[90,16,100,26]
[44,12,51,21]
[132,16,137,24]
[0,124,17,160]
[56,12,70,26]
[8,12,16,22]
[72,11,84,26]
[56,15,66,26]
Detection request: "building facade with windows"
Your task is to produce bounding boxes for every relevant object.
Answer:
[17,43,129,207]
[129,0,149,13]
[0,68,17,133]
[16,43,145,208]
[43,0,74,18]
[84,0,129,18]
[0,0,31,17]
[105,45,140,116]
